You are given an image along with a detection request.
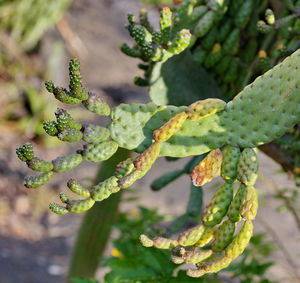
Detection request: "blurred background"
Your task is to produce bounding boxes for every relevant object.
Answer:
[0,0,299,282]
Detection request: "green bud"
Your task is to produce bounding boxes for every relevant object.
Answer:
[214,55,232,75]
[152,236,178,249]
[191,6,208,23]
[212,219,235,252]
[221,145,240,183]
[120,43,141,58]
[134,142,161,171]
[183,249,213,264]
[52,153,83,173]
[128,24,146,46]
[222,28,240,55]
[27,157,54,172]
[202,26,217,50]
[167,29,191,55]
[81,141,119,162]
[59,192,70,204]
[234,0,254,28]
[194,10,216,38]
[178,224,205,246]
[58,127,83,143]
[82,123,111,144]
[55,108,82,131]
[49,203,69,215]
[82,92,111,116]
[257,20,272,34]
[68,58,89,100]
[16,143,34,162]
[202,183,233,227]
[45,81,81,104]
[114,158,135,179]
[91,176,120,201]
[195,226,215,247]
[139,8,153,33]
[240,186,258,220]
[24,172,53,188]
[43,121,59,136]
[66,197,95,213]
[265,9,275,25]
[188,255,232,277]
[118,169,145,189]
[223,58,238,83]
[225,220,253,259]
[160,7,172,44]
[237,148,258,186]
[227,184,246,222]
[217,20,232,42]
[154,112,188,142]
[67,179,91,197]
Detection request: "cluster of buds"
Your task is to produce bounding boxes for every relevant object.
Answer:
[16,59,118,214]
[141,146,258,277]
[121,7,192,86]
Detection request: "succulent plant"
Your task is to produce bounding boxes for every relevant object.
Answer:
[16,0,300,277]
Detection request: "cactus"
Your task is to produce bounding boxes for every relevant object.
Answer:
[178,224,205,246]
[16,0,300,277]
[24,172,53,188]
[182,249,213,264]
[52,153,83,173]
[202,183,233,227]
[221,145,240,183]
[227,183,247,222]
[81,141,119,162]
[27,157,54,172]
[191,149,222,186]
[211,219,235,252]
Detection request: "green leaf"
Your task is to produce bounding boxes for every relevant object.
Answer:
[149,51,223,106]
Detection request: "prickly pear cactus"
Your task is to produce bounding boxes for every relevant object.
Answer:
[16,0,300,278]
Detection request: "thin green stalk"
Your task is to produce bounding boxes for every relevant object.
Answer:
[67,148,129,281]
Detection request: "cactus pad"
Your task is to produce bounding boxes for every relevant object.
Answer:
[225,220,253,259]
[212,219,235,252]
[81,141,118,162]
[24,172,53,188]
[237,148,258,185]
[202,183,233,227]
[52,153,83,173]
[191,149,223,186]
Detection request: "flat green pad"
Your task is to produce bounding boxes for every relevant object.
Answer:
[109,49,300,157]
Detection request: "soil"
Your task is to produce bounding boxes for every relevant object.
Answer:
[0,0,299,282]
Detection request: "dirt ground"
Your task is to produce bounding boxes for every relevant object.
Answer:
[0,0,299,282]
